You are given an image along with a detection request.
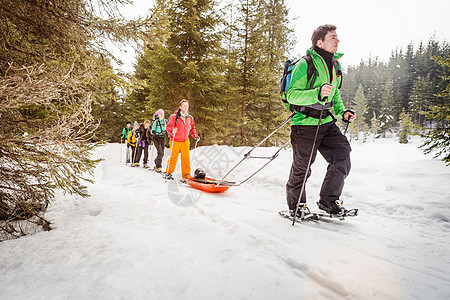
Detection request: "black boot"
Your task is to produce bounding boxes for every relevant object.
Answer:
[318,200,347,215]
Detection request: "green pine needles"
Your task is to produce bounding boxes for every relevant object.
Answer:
[0,0,167,239]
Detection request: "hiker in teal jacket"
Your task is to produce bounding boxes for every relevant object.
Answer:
[151,109,167,172]
[286,24,356,216]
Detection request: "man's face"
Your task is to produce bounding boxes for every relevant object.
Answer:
[144,123,150,129]
[317,30,339,53]
[127,124,131,128]
[180,102,189,114]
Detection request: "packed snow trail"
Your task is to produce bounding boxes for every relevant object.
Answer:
[0,137,449,299]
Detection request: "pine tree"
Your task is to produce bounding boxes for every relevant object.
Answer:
[341,38,449,140]
[418,56,450,165]
[409,75,434,125]
[224,0,292,146]
[369,113,381,141]
[352,85,368,140]
[340,65,359,109]
[348,122,359,142]
[231,0,268,145]
[398,108,413,144]
[389,47,415,114]
[129,0,226,144]
[256,0,294,146]
[379,79,397,137]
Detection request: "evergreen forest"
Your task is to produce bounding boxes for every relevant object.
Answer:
[125,0,449,150]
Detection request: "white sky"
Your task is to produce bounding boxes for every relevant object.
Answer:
[113,0,450,73]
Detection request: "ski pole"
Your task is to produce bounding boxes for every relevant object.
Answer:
[292,108,324,226]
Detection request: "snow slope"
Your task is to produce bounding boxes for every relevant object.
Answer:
[1,137,449,300]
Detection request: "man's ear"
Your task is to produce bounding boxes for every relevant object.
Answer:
[317,40,323,47]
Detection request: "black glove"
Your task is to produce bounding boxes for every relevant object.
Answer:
[342,109,355,123]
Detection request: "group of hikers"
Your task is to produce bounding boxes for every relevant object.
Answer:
[119,24,357,217]
[120,99,200,181]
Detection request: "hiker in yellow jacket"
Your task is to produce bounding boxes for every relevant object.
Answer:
[127,122,140,165]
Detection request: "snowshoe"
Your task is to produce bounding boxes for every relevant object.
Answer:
[280,201,358,224]
[316,200,358,220]
[131,163,140,167]
[290,203,311,219]
[279,208,317,223]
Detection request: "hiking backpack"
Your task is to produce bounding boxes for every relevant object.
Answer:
[280,55,342,112]
[280,55,317,107]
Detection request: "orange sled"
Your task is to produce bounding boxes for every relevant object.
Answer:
[183,177,235,193]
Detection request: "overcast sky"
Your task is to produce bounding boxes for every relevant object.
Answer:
[113,0,450,73]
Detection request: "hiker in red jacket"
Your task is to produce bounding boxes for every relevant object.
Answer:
[164,99,199,180]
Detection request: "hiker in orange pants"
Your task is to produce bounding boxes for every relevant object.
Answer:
[165,99,200,180]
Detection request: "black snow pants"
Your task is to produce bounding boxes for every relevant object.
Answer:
[136,141,149,165]
[286,121,351,211]
[130,145,137,163]
[153,135,165,169]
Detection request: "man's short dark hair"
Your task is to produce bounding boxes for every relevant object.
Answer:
[311,24,337,47]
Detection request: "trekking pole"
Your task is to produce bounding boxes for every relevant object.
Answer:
[126,144,131,165]
[343,109,355,136]
[120,137,123,163]
[149,141,155,169]
[219,112,296,183]
[292,109,324,226]
[133,138,140,166]
[165,128,177,174]
[343,122,350,136]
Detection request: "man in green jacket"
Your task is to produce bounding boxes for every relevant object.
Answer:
[286,24,356,216]
[121,121,132,163]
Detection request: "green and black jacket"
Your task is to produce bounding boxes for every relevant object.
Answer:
[286,48,346,126]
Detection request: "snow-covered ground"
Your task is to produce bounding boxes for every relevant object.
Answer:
[1,136,449,300]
